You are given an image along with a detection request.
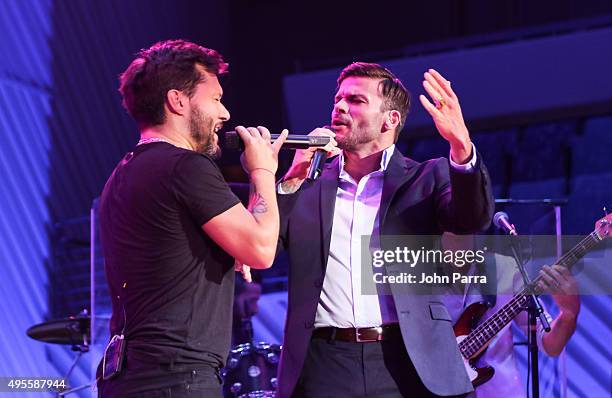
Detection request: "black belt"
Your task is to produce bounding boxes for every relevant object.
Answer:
[312,324,401,343]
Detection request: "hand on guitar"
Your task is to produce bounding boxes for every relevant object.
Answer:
[537,264,580,319]
[536,264,581,356]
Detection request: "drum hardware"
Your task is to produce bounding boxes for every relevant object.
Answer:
[26,309,92,396]
[222,341,281,398]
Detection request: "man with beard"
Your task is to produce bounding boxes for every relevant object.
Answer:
[274,63,494,397]
[97,40,286,397]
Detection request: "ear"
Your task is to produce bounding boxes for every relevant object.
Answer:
[383,110,401,131]
[166,89,187,116]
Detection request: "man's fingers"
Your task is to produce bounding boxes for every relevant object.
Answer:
[235,262,253,283]
[271,129,289,152]
[328,147,342,157]
[552,265,571,280]
[235,126,253,144]
[247,127,262,139]
[419,94,442,118]
[428,69,455,99]
[424,72,447,101]
[423,80,444,105]
[547,266,567,282]
[242,266,252,283]
[323,137,338,154]
[309,127,336,138]
[539,269,561,292]
[323,128,336,138]
[544,264,570,283]
[257,126,272,142]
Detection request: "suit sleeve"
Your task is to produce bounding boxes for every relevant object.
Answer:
[434,150,494,233]
[276,179,313,254]
[277,187,301,254]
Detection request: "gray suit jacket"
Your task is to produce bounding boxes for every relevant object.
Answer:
[276,147,494,397]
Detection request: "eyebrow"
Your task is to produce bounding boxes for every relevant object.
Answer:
[335,93,368,101]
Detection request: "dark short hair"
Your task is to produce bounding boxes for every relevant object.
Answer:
[337,62,411,140]
[119,39,228,127]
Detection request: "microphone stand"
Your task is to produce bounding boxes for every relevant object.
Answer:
[506,230,550,398]
[241,317,254,344]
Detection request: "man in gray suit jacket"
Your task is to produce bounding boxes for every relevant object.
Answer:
[275,62,494,397]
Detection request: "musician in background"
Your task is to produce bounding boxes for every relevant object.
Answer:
[442,234,580,398]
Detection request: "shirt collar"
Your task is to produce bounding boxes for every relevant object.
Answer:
[338,144,395,178]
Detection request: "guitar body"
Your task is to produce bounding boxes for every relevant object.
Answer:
[454,301,495,387]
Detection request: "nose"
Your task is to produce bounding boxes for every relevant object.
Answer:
[333,98,348,114]
[220,103,230,121]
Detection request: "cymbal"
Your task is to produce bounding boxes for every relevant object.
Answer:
[27,315,90,346]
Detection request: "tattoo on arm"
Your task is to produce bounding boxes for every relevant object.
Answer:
[248,192,268,214]
[279,178,304,194]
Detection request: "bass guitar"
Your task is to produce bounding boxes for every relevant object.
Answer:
[454,213,611,386]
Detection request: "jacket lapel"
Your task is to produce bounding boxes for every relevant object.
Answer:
[319,157,340,272]
[379,148,419,228]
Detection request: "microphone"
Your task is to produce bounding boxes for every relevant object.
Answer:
[493,211,518,236]
[224,131,331,151]
[307,150,328,181]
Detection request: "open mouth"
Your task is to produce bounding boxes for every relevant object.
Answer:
[331,118,349,128]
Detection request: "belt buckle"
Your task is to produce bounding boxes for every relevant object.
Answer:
[355,326,382,342]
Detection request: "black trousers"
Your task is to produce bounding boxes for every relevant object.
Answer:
[97,360,222,398]
[292,334,464,398]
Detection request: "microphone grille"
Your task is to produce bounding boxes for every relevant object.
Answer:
[493,211,508,228]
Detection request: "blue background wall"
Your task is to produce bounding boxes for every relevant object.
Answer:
[0,0,57,388]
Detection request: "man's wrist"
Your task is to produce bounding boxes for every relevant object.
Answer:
[449,142,477,173]
[250,168,277,183]
[250,168,276,177]
[449,139,473,165]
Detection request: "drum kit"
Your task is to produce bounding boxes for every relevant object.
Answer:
[27,310,281,397]
[26,309,92,396]
[221,341,281,398]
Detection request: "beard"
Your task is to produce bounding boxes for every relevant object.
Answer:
[336,123,379,152]
[189,107,221,159]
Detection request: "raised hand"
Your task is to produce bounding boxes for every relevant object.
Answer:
[419,69,472,164]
